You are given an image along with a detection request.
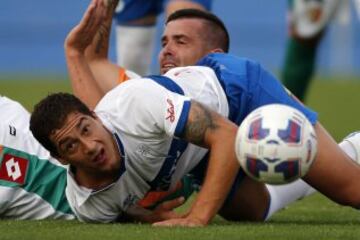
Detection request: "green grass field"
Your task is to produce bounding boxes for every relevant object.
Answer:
[0,76,360,239]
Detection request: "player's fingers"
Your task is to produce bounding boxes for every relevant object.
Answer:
[87,0,107,32]
[99,0,109,21]
[81,0,104,32]
[152,219,178,227]
[153,218,202,227]
[156,197,185,211]
[80,0,97,28]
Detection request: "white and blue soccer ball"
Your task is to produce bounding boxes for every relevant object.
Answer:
[235,104,317,184]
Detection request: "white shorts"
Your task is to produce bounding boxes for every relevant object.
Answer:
[288,0,342,38]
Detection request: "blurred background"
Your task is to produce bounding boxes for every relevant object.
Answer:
[1,0,359,76]
[0,0,359,140]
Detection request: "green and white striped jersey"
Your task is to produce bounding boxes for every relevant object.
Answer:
[0,96,74,220]
[0,123,74,220]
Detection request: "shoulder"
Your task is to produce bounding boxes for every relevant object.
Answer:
[106,78,167,100]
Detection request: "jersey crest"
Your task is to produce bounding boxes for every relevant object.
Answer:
[0,153,29,185]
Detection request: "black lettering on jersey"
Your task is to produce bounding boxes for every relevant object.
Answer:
[9,125,16,136]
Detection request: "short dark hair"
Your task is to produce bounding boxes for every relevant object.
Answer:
[30,92,93,157]
[166,8,230,53]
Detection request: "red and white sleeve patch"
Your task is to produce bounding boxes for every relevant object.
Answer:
[0,154,29,185]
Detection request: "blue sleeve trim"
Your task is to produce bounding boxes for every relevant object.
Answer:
[146,75,185,95]
[174,101,191,137]
[113,133,126,176]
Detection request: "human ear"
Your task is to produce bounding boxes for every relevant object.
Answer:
[57,157,69,165]
[210,48,225,53]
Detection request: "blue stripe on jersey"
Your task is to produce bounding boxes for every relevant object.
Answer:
[146,75,191,137]
[114,133,126,176]
[145,75,190,191]
[148,139,188,191]
[197,53,318,125]
[174,100,191,137]
[146,75,184,95]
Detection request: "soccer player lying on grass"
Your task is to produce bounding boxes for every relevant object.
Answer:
[0,95,357,221]
[0,1,194,222]
[68,0,359,224]
[0,95,195,221]
[29,0,360,227]
[60,0,317,223]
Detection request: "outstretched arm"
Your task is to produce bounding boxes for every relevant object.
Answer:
[155,101,240,227]
[84,0,122,94]
[64,0,120,109]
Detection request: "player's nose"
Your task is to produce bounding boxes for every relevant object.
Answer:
[81,138,97,155]
[161,42,175,57]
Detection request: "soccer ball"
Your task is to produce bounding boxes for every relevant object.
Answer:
[235,104,317,184]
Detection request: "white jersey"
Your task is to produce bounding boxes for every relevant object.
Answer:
[66,66,229,222]
[0,96,30,131]
[0,96,74,219]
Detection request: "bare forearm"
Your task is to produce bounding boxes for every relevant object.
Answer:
[66,53,103,109]
[84,0,122,94]
[183,101,239,224]
[85,0,118,60]
[64,0,120,108]
[84,11,111,60]
[188,122,239,223]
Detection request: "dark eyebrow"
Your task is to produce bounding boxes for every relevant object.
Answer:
[174,34,187,41]
[77,117,87,129]
[58,117,86,149]
[161,34,188,43]
[161,35,167,43]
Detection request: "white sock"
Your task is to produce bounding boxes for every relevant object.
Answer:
[338,131,360,164]
[264,180,315,220]
[115,25,156,76]
[265,132,360,220]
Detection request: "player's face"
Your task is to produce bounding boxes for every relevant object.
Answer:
[159,18,211,74]
[51,112,121,176]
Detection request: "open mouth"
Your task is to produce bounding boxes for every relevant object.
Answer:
[93,148,106,165]
[161,62,177,73]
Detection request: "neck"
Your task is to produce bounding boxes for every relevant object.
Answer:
[74,167,120,190]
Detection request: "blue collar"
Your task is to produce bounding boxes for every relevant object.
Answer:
[113,132,126,176]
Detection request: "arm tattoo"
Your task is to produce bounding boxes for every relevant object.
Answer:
[95,0,118,54]
[95,25,108,54]
[182,101,219,146]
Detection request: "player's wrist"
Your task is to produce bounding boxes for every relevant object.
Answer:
[186,211,211,226]
[65,46,86,59]
[187,204,214,225]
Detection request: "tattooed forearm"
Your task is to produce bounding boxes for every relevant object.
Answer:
[95,25,109,54]
[182,101,219,145]
[94,0,118,55]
